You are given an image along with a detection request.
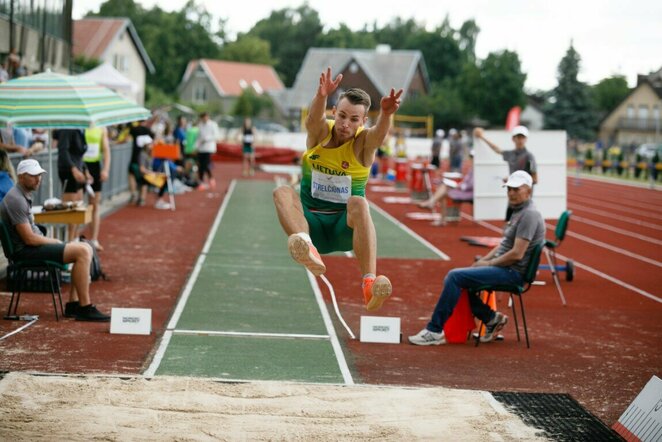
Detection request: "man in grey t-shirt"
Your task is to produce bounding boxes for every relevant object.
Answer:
[473,125,538,184]
[409,170,544,345]
[0,159,110,321]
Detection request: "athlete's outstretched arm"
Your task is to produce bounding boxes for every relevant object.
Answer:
[305,67,343,148]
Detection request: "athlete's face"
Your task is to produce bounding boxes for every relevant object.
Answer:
[333,98,368,142]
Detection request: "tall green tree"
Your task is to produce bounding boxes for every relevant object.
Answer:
[247,5,323,86]
[591,75,630,116]
[316,24,376,49]
[221,35,276,65]
[544,44,598,141]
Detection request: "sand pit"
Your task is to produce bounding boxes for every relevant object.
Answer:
[0,372,546,441]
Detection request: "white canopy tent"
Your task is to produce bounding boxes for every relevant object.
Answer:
[76,62,139,103]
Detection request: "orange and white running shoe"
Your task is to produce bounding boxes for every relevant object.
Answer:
[363,275,392,311]
[287,233,326,276]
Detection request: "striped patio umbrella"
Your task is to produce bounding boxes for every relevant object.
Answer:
[0,71,150,129]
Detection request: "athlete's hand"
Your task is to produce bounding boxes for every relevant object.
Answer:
[380,88,403,115]
[317,67,343,98]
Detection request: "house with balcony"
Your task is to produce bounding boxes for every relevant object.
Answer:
[598,67,662,147]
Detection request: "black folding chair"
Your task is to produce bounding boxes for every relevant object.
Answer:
[1,220,66,320]
[471,242,544,348]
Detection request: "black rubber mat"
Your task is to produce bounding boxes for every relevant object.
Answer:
[492,392,623,441]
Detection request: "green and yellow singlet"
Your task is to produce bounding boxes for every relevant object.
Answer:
[300,120,369,212]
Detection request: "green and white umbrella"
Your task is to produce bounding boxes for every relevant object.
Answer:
[0,71,150,128]
[0,71,151,197]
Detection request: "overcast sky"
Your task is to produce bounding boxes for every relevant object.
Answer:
[74,0,662,92]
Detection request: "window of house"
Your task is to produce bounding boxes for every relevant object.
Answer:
[194,85,207,103]
[626,104,634,120]
[638,105,649,129]
[113,54,128,72]
[239,79,248,89]
[251,80,263,94]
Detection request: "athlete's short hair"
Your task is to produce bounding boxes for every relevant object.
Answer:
[338,88,371,114]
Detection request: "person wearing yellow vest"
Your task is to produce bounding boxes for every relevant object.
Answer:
[273,67,403,311]
[83,127,110,251]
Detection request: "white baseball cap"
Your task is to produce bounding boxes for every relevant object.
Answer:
[435,129,444,137]
[512,125,529,137]
[503,170,533,188]
[17,159,47,176]
[136,134,153,148]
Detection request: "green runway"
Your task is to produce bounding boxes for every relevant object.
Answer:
[153,180,445,382]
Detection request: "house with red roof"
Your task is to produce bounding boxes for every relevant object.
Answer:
[177,59,285,115]
[73,18,155,105]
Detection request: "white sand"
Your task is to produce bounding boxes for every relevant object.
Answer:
[0,372,547,441]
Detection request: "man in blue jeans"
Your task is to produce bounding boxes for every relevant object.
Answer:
[409,170,544,345]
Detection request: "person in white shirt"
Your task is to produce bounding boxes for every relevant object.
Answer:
[195,112,219,190]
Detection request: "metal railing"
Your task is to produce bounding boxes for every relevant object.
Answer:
[617,117,662,132]
[8,142,132,205]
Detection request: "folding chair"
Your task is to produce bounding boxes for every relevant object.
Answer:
[152,143,181,210]
[1,220,66,320]
[471,242,544,348]
[539,210,573,306]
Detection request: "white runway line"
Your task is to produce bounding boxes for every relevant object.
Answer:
[306,271,354,385]
[144,180,238,377]
[0,319,38,342]
[569,194,662,217]
[461,213,662,304]
[370,201,451,260]
[173,329,330,340]
[143,330,173,377]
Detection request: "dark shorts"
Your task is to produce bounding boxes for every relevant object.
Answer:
[14,243,65,263]
[242,143,254,154]
[303,206,353,254]
[85,161,102,192]
[58,168,85,193]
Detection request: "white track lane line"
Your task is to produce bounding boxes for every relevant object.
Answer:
[460,213,662,303]
[571,215,662,245]
[567,204,662,231]
[569,194,662,217]
[370,201,450,260]
[306,271,354,385]
[144,180,238,377]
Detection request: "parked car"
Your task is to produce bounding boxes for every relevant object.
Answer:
[635,143,662,160]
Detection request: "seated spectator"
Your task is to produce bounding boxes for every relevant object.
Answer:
[0,159,110,321]
[0,149,16,201]
[409,171,544,345]
[0,127,30,156]
[418,152,474,226]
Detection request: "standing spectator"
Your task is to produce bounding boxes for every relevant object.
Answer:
[128,121,155,204]
[196,112,219,190]
[0,159,110,321]
[473,125,537,184]
[83,127,111,251]
[474,125,537,220]
[173,115,187,163]
[430,129,444,168]
[241,117,256,176]
[448,128,464,172]
[0,149,16,201]
[54,129,89,241]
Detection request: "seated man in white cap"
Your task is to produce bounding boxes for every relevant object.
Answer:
[0,159,110,321]
[409,170,544,345]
